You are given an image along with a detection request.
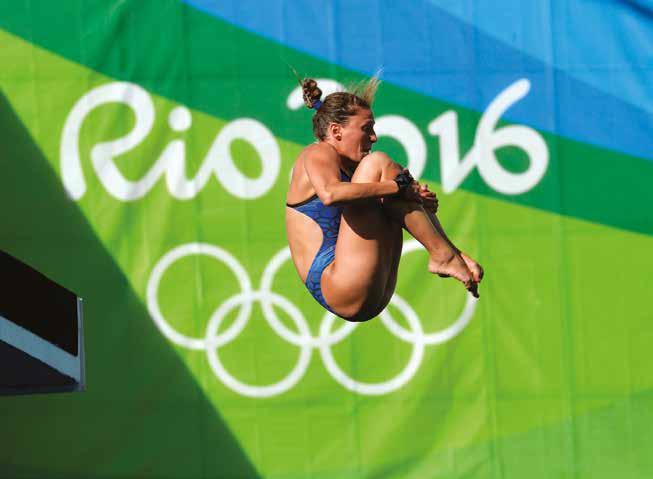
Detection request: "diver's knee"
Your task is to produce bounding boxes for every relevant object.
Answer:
[359,152,399,172]
[362,152,401,174]
[352,152,403,184]
[361,151,392,164]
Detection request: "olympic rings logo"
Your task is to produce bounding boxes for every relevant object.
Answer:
[146,241,478,398]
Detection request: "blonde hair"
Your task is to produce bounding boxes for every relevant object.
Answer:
[345,75,381,106]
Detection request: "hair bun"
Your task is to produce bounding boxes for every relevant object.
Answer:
[302,78,323,109]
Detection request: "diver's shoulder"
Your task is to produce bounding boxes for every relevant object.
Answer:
[301,142,337,160]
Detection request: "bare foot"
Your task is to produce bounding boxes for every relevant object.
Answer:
[428,253,479,298]
[460,252,484,283]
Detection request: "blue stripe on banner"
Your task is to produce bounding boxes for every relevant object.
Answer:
[183,0,653,162]
[427,0,653,115]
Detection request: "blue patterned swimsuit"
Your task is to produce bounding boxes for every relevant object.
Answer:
[286,170,351,313]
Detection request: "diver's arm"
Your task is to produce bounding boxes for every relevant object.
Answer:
[304,150,399,206]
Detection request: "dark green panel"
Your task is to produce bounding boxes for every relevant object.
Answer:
[0,90,260,478]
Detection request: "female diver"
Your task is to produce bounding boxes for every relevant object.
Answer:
[285,77,483,322]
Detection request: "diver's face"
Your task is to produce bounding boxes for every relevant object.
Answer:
[332,108,377,162]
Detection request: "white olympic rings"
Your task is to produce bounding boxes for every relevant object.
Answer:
[146,241,478,398]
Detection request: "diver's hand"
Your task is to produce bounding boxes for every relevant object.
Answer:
[402,182,424,203]
[418,183,438,213]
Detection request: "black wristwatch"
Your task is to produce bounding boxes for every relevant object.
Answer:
[393,170,413,194]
